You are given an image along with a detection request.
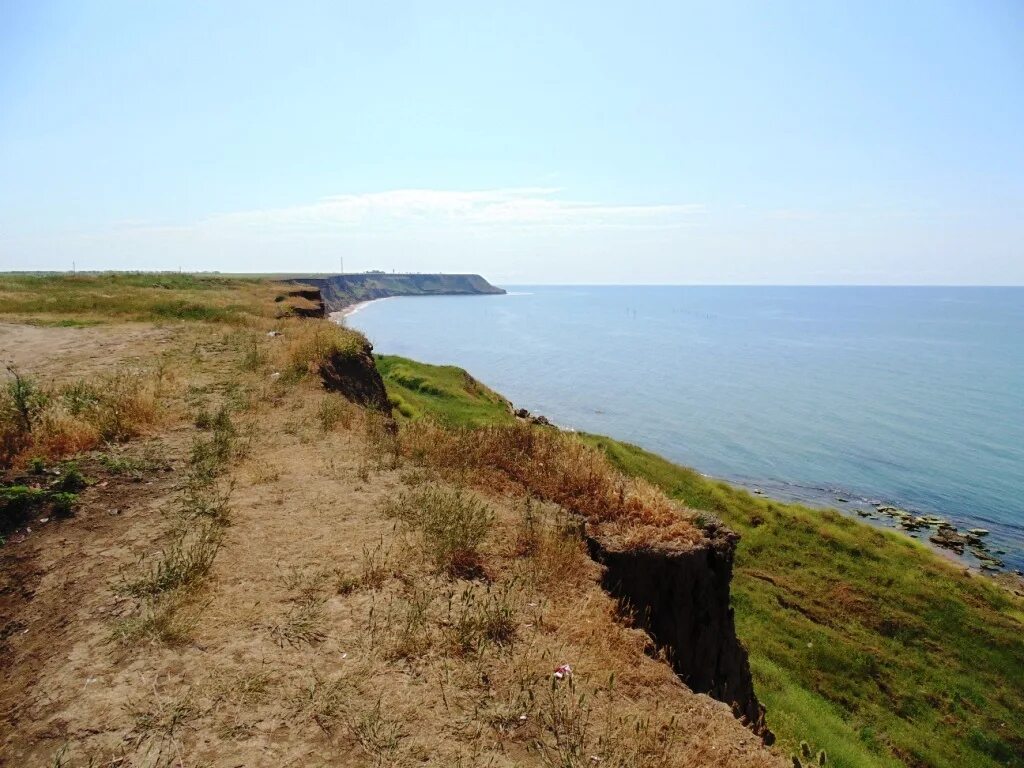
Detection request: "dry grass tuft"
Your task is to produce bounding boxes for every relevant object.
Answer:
[118,521,223,599]
[382,485,493,578]
[318,393,358,431]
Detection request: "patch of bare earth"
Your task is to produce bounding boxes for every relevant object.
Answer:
[0,323,176,382]
[0,322,781,767]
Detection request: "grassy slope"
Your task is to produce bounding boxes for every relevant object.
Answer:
[376,354,512,427]
[377,355,1024,768]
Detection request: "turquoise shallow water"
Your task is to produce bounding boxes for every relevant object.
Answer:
[347,286,1024,571]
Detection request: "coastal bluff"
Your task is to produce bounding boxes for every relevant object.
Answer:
[288,272,505,312]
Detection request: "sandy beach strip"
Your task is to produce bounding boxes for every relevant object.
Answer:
[328,297,391,325]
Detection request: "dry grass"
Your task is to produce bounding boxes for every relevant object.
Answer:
[283,321,367,379]
[0,365,165,468]
[399,420,703,550]
[382,485,493,578]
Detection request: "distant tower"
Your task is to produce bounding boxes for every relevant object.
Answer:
[340,256,345,275]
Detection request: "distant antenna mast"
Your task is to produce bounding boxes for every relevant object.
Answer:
[72,260,76,275]
[340,256,344,275]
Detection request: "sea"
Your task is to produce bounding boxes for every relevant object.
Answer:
[345,286,1024,572]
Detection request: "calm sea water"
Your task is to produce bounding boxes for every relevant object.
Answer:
[347,286,1024,571]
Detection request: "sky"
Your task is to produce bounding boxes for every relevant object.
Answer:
[1,1,1022,284]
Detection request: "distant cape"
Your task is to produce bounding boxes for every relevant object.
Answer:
[288,273,504,312]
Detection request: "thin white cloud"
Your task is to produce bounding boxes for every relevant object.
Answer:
[125,188,705,237]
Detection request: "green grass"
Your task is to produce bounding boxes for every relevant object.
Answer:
[0,272,280,324]
[375,355,513,427]
[380,356,1024,768]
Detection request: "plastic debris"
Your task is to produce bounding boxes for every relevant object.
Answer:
[553,664,572,680]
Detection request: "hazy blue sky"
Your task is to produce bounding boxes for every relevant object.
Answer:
[1,1,1022,283]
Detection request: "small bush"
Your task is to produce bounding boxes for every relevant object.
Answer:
[49,492,78,517]
[1,485,48,527]
[3,365,46,433]
[60,379,101,416]
[0,484,77,528]
[382,486,492,578]
[335,572,360,595]
[53,463,87,492]
[2,367,161,468]
[194,409,213,429]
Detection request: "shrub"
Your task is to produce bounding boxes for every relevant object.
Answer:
[1,485,47,527]
[2,368,161,468]
[49,491,77,516]
[382,486,492,578]
[3,365,46,433]
[60,379,101,416]
[194,409,213,429]
[0,484,77,528]
[90,371,159,442]
[53,463,87,492]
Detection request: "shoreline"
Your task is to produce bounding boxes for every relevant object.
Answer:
[328,296,391,324]
[721,473,1019,575]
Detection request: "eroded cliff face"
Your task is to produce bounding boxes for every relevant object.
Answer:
[587,525,773,743]
[318,338,393,415]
